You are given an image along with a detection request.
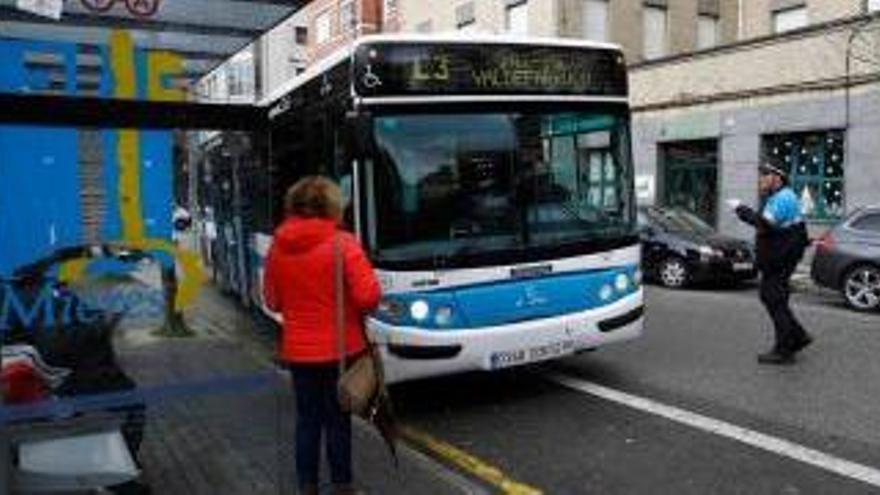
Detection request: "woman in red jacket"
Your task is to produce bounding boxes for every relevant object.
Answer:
[263,176,381,495]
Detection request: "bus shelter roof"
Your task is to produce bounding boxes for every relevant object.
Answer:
[0,0,304,127]
[1,0,304,84]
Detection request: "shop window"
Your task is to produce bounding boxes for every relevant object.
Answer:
[660,140,718,226]
[762,130,845,222]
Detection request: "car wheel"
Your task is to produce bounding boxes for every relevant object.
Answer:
[659,257,690,289]
[842,264,880,311]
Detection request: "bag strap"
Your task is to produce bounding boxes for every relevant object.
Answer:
[334,233,346,376]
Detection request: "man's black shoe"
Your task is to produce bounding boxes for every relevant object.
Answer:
[792,334,813,353]
[757,351,796,365]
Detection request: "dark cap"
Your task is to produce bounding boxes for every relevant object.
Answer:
[759,163,788,178]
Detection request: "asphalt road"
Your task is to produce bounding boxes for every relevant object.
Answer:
[392,285,880,494]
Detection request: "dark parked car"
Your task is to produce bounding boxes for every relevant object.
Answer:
[811,206,880,311]
[638,206,757,288]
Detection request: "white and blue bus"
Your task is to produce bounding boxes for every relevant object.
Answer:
[245,34,643,383]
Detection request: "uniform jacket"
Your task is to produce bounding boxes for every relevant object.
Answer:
[736,187,809,274]
[263,217,382,364]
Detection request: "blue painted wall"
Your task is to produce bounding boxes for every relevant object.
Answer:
[0,126,82,274]
[0,38,175,277]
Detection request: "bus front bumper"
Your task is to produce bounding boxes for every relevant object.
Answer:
[368,289,644,384]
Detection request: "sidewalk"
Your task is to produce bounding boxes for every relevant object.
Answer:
[113,283,480,495]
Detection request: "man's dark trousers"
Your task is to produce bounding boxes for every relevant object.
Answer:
[759,262,808,355]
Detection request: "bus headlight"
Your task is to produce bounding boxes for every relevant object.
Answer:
[615,273,630,292]
[410,300,430,321]
[434,305,454,326]
[599,284,614,301]
[377,297,405,323]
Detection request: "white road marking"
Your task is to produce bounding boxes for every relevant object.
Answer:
[546,372,880,488]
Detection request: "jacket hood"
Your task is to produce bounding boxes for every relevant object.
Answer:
[273,217,337,254]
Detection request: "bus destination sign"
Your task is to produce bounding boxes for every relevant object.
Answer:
[354,42,627,98]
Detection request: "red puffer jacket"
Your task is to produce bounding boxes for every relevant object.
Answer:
[263,217,382,364]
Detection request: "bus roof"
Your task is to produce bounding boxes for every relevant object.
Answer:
[258,34,624,107]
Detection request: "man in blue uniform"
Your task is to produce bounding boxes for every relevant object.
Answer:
[735,164,812,364]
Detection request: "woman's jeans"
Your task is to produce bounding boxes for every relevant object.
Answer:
[290,365,352,488]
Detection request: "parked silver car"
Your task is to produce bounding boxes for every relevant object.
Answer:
[811,206,880,311]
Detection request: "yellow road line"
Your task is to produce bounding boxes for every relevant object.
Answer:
[399,425,543,495]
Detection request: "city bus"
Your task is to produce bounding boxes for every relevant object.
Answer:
[244,34,643,383]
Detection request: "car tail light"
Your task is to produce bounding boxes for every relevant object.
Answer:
[815,231,835,253]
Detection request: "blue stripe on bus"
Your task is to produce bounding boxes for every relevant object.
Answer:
[375,264,639,330]
[454,265,637,328]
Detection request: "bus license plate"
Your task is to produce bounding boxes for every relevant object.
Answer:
[733,262,753,271]
[489,340,575,370]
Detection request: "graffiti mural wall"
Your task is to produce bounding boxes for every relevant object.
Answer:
[0,30,203,315]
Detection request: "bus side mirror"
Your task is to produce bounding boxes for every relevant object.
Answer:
[344,111,371,154]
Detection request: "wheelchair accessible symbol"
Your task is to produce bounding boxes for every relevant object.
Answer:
[362,65,383,89]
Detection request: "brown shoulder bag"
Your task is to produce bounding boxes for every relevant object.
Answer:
[334,234,380,416]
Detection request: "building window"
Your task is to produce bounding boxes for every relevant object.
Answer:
[416,20,433,33]
[762,130,845,222]
[227,51,254,100]
[660,140,719,226]
[295,26,308,45]
[315,10,332,44]
[772,6,807,33]
[582,0,609,42]
[456,1,476,29]
[869,0,880,12]
[340,1,357,33]
[384,0,398,21]
[643,6,668,60]
[505,1,529,36]
[697,15,718,50]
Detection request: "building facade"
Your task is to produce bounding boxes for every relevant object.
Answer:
[394,0,739,64]
[300,0,385,63]
[195,0,880,241]
[740,0,871,39]
[630,6,880,238]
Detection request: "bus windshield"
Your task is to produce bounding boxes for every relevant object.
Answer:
[367,110,634,265]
